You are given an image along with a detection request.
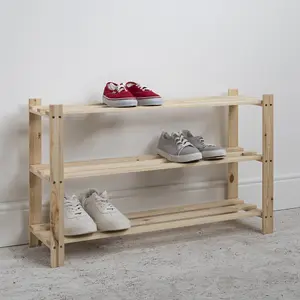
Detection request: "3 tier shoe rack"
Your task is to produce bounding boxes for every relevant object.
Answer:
[28,89,274,268]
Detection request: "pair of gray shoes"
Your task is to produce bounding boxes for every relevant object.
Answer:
[157,130,226,163]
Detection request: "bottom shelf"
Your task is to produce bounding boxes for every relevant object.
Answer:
[30,199,261,247]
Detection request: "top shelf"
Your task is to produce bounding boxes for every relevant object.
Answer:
[29,96,262,116]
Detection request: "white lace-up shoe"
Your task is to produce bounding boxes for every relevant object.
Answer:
[79,189,131,232]
[64,195,97,236]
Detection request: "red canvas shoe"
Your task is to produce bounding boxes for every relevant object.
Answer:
[103,82,137,107]
[125,82,163,106]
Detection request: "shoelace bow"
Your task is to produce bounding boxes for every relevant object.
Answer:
[65,196,85,215]
[196,136,215,148]
[94,195,115,211]
[174,133,193,154]
[116,83,127,93]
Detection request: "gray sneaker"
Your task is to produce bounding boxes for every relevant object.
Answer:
[182,130,226,159]
[157,132,202,163]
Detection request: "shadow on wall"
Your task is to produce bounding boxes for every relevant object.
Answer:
[62,106,228,159]
[60,105,228,195]
[0,105,29,204]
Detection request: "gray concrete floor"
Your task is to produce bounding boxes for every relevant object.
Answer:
[1,208,300,300]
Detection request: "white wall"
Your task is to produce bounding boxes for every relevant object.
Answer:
[0,0,299,247]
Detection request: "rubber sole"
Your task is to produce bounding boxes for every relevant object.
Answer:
[64,227,97,237]
[157,148,202,163]
[201,149,227,159]
[103,97,137,107]
[204,155,226,161]
[137,97,163,106]
[96,221,131,232]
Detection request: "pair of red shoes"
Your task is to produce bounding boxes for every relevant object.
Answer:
[103,82,163,107]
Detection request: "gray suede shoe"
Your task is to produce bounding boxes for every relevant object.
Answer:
[157,132,202,163]
[182,130,226,159]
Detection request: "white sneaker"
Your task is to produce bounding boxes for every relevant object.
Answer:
[79,189,131,232]
[64,195,97,236]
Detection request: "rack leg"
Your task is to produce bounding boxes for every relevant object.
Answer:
[227,89,239,199]
[262,95,274,234]
[29,99,42,247]
[49,105,65,267]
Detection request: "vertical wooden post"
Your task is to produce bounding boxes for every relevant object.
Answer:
[49,105,65,267]
[227,89,239,199]
[262,95,274,234]
[29,99,42,247]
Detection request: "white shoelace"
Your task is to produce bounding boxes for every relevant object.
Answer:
[65,196,85,216]
[116,83,127,93]
[136,83,150,91]
[173,133,193,154]
[94,194,115,211]
[196,136,216,148]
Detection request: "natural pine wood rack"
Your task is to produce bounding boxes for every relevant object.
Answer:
[28,89,274,268]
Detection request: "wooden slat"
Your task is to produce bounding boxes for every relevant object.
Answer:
[30,199,244,232]
[29,96,262,116]
[269,96,274,226]
[49,105,65,267]
[228,90,239,147]
[63,209,261,244]
[228,89,239,200]
[127,199,244,219]
[262,95,274,234]
[31,148,244,172]
[30,225,51,248]
[61,153,249,175]
[130,204,257,227]
[30,150,262,181]
[227,147,244,152]
[32,154,157,171]
[31,224,50,231]
[30,201,260,245]
[28,98,42,248]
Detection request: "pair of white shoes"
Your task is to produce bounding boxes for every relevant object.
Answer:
[64,189,131,236]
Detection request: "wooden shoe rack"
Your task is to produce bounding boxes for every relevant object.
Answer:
[28,89,274,268]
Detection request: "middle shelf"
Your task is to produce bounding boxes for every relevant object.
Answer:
[30,148,262,181]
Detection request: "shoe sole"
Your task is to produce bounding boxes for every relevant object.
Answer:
[201,149,227,159]
[64,228,97,236]
[96,222,131,232]
[98,226,131,232]
[137,97,163,106]
[204,156,226,160]
[157,148,202,163]
[103,97,137,107]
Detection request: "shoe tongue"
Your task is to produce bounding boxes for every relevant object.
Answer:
[126,81,136,88]
[197,136,205,143]
[86,188,99,197]
[69,195,80,204]
[108,82,118,90]
[93,190,108,201]
[171,132,181,139]
[64,194,75,202]
[183,130,192,138]
[100,190,108,199]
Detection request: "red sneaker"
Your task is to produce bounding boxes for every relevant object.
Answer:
[103,82,137,107]
[125,82,163,106]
